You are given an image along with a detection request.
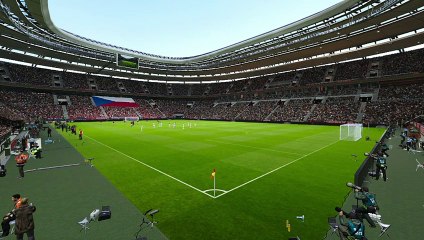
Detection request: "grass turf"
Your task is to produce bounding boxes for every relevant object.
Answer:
[59,120,384,239]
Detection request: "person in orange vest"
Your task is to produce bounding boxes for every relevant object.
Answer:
[1,194,22,237]
[15,152,28,179]
[79,129,83,140]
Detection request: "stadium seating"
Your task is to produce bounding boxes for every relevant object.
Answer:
[0,48,423,125]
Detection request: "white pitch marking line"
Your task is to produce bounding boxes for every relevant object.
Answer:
[215,139,341,199]
[202,189,228,193]
[205,139,305,156]
[85,135,215,199]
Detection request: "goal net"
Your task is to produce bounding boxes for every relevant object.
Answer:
[124,117,139,122]
[340,123,362,141]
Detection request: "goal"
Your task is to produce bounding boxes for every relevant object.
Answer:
[340,123,362,141]
[124,117,139,122]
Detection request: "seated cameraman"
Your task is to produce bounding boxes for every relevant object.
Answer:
[355,187,379,214]
[336,204,376,229]
[337,212,368,240]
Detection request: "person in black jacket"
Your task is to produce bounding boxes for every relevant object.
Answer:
[14,198,36,240]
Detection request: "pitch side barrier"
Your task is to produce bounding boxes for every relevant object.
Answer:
[354,126,393,187]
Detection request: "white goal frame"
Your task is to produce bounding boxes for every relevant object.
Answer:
[340,123,362,141]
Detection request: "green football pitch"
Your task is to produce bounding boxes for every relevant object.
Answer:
[59,120,385,240]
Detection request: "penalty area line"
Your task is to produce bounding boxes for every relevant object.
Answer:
[85,135,215,199]
[215,140,341,199]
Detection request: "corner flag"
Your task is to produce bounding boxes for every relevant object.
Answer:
[211,169,216,179]
[211,168,216,197]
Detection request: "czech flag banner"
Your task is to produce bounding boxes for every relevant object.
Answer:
[92,96,139,108]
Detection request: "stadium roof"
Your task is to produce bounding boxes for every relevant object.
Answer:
[0,0,423,83]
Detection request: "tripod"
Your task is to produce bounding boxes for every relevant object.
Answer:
[134,209,159,240]
[78,218,90,239]
[85,158,95,167]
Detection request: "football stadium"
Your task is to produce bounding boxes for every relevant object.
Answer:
[0,0,424,239]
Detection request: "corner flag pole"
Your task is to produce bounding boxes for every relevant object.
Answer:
[214,172,216,197]
[211,168,216,197]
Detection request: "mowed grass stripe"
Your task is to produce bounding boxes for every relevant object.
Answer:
[85,135,214,198]
[217,139,340,198]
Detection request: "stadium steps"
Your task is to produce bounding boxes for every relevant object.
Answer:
[52,94,59,105]
[233,104,250,120]
[372,88,380,101]
[264,104,280,121]
[134,109,143,118]
[303,104,317,121]
[355,102,367,122]
[99,106,109,118]
[61,105,69,120]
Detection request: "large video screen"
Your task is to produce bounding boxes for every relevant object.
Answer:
[116,54,139,69]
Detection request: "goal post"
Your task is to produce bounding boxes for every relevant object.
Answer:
[340,123,363,141]
[124,117,139,122]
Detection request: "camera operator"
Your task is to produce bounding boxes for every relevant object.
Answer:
[355,187,379,214]
[380,142,390,157]
[337,211,368,240]
[374,152,387,181]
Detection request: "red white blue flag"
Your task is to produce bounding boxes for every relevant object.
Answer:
[92,96,139,107]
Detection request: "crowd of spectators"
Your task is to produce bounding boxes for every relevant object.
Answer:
[2,48,424,99]
[94,76,120,92]
[308,97,358,124]
[121,80,145,94]
[299,67,326,85]
[133,99,164,119]
[229,80,248,93]
[236,101,278,121]
[381,49,424,76]
[0,48,423,125]
[0,122,12,139]
[67,95,105,120]
[62,72,89,90]
[102,106,139,119]
[144,82,168,95]
[269,99,312,122]
[5,63,52,87]
[363,83,424,125]
[248,77,268,91]
[0,103,24,121]
[209,82,232,95]
[334,60,369,81]
[0,89,63,121]
[154,100,188,117]
[270,71,296,86]
[170,84,188,96]
[190,84,208,96]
